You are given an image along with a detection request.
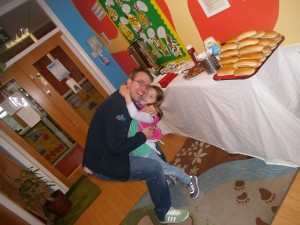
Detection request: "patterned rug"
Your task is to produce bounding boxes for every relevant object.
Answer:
[121,138,297,225]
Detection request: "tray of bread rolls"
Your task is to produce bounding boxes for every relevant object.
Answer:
[213,30,284,80]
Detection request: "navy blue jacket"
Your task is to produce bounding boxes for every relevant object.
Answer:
[82,91,146,181]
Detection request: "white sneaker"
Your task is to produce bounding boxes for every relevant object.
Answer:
[83,167,93,174]
[160,207,189,224]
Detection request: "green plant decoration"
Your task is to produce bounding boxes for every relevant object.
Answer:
[14,167,56,208]
[0,61,6,87]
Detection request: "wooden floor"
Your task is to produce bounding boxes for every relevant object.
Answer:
[68,134,300,225]
[72,134,187,225]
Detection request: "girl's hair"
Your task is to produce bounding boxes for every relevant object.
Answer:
[147,85,164,118]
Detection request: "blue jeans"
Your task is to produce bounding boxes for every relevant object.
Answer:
[94,154,171,221]
[147,151,191,185]
[128,155,171,220]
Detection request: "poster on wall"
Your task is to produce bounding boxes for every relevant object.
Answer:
[198,0,230,18]
[98,0,188,65]
[47,59,70,81]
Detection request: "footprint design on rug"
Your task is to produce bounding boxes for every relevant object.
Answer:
[233,180,245,191]
[271,205,278,213]
[259,188,276,204]
[255,217,269,225]
[236,192,250,205]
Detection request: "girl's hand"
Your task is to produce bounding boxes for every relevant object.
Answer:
[142,126,153,139]
[119,85,130,98]
[142,105,158,117]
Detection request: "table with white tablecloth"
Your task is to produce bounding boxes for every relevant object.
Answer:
[156,43,300,167]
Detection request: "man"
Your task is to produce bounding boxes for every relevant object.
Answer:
[83,68,189,223]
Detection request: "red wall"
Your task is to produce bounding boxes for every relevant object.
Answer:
[72,0,279,73]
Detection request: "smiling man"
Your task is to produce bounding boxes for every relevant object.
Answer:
[83,68,189,223]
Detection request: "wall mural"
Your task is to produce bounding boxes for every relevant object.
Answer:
[98,0,188,65]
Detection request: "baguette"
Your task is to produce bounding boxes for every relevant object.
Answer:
[234,59,261,68]
[238,38,259,48]
[234,67,256,76]
[239,52,266,62]
[239,44,264,55]
[237,30,257,41]
[217,67,235,76]
[219,56,240,65]
[219,49,239,58]
[221,42,238,52]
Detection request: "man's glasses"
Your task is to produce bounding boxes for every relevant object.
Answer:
[133,79,151,90]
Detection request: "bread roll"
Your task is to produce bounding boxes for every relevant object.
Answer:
[239,52,266,62]
[222,63,234,68]
[272,33,282,43]
[251,31,265,38]
[217,67,235,76]
[221,42,238,52]
[219,56,239,65]
[263,46,272,56]
[258,38,271,46]
[268,39,277,49]
[237,30,257,41]
[219,49,239,58]
[262,31,278,39]
[238,38,259,48]
[234,59,261,68]
[227,35,238,43]
[239,44,264,55]
[234,67,256,76]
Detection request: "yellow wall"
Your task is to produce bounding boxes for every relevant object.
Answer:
[274,0,300,45]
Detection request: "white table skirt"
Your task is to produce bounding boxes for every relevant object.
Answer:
[156,44,300,167]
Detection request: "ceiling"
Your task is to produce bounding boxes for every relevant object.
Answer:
[0,0,51,37]
[0,0,53,62]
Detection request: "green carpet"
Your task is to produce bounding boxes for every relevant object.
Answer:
[53,175,101,225]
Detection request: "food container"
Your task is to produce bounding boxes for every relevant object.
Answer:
[197,52,220,75]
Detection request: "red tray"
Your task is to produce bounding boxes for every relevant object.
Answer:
[213,36,285,81]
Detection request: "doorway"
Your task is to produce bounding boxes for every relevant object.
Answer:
[0,31,108,182]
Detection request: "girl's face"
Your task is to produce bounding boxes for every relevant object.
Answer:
[140,88,157,105]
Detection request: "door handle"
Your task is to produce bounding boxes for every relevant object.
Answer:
[43,87,51,96]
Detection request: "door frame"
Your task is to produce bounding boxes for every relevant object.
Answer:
[0,2,115,222]
[38,1,116,94]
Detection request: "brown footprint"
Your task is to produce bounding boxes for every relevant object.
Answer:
[256,217,269,225]
[259,188,276,204]
[271,205,278,213]
[236,192,250,205]
[234,180,245,191]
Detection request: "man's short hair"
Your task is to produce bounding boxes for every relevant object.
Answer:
[129,68,154,82]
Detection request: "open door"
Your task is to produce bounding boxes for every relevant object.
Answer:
[0,31,108,183]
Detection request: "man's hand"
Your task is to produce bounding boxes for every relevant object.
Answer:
[142,126,153,139]
[142,105,158,117]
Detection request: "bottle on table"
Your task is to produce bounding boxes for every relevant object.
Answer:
[186,44,200,65]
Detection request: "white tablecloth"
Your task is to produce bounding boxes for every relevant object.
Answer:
[156,44,300,167]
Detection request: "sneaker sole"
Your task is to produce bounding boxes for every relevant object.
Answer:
[160,212,190,224]
[191,176,199,199]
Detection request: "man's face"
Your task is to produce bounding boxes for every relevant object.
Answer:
[127,72,152,102]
